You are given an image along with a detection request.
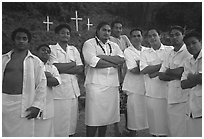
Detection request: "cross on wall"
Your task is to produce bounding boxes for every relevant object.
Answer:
[87,18,93,30]
[43,16,53,31]
[71,11,83,31]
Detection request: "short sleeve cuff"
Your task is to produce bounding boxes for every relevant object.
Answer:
[90,56,100,67]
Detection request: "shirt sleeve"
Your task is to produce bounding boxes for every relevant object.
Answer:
[124,49,137,70]
[52,65,62,85]
[140,50,148,71]
[73,47,83,66]
[159,53,169,72]
[32,60,47,110]
[114,43,124,58]
[82,40,100,67]
[181,59,189,81]
[49,46,59,64]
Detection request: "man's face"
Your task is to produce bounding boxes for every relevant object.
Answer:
[148,29,161,47]
[112,23,122,38]
[37,46,51,63]
[185,37,202,56]
[57,28,70,43]
[98,25,111,41]
[130,30,143,44]
[170,29,184,47]
[14,32,29,51]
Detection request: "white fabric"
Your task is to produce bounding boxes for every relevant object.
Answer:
[127,93,148,130]
[167,103,188,137]
[146,96,168,136]
[140,44,173,98]
[85,84,120,126]
[49,43,82,99]
[110,35,132,51]
[54,98,78,136]
[49,43,81,136]
[34,63,61,137]
[186,117,202,137]
[42,63,61,119]
[181,50,202,118]
[160,44,191,104]
[83,37,124,86]
[122,46,147,95]
[2,93,35,137]
[2,50,47,117]
[34,118,54,137]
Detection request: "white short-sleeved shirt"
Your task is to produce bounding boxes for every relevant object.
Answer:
[82,37,124,87]
[122,45,148,95]
[181,50,202,118]
[49,43,83,99]
[160,44,191,104]
[140,44,173,98]
[110,35,132,52]
[42,62,61,119]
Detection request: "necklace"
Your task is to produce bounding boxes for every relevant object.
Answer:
[95,37,112,55]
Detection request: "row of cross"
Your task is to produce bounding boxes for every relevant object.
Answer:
[43,11,93,32]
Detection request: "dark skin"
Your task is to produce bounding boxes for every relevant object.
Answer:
[54,27,84,75]
[159,67,184,81]
[86,24,124,137]
[140,64,162,78]
[3,32,40,120]
[181,36,202,89]
[37,46,60,87]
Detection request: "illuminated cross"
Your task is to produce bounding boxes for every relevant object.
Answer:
[87,18,93,30]
[43,16,53,31]
[71,11,82,31]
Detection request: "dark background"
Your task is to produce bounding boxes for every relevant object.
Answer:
[2,2,202,54]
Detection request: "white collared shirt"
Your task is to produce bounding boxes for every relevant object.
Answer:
[140,44,173,98]
[2,50,47,118]
[110,35,132,51]
[160,44,191,104]
[181,50,202,118]
[49,43,83,99]
[42,62,61,119]
[122,45,148,95]
[82,37,124,86]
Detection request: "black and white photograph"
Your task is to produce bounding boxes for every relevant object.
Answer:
[2,1,202,137]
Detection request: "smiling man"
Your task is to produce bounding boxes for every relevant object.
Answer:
[49,24,84,137]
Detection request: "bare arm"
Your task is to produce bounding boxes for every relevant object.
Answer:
[129,67,140,74]
[181,73,202,89]
[165,67,184,79]
[63,65,84,74]
[158,72,177,81]
[53,62,76,74]
[140,64,161,75]
[45,71,60,87]
[95,59,118,68]
[97,55,125,65]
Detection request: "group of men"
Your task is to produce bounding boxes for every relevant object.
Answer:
[2,20,202,137]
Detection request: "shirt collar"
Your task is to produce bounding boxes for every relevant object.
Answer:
[56,43,73,53]
[149,43,165,52]
[174,43,186,53]
[4,49,34,59]
[196,50,202,60]
[95,36,110,45]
